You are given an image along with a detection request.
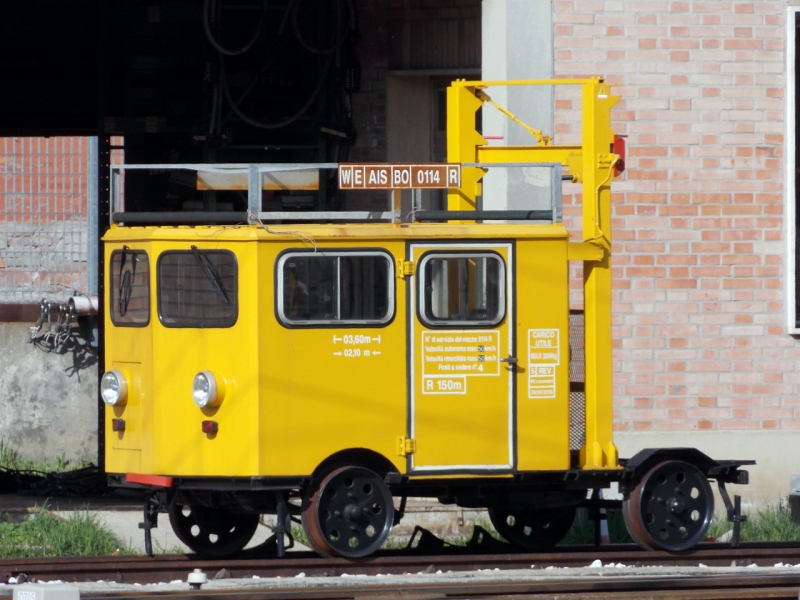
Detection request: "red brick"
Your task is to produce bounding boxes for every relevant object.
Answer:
[551,0,789,434]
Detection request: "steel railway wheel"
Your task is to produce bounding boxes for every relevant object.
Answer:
[302,465,394,558]
[622,459,714,552]
[488,505,576,551]
[167,497,259,557]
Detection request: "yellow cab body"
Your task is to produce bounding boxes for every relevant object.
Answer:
[102,221,572,479]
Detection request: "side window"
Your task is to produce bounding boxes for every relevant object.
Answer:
[157,248,237,328]
[278,251,394,326]
[419,253,505,327]
[109,249,150,326]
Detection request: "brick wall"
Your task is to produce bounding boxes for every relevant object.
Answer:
[554,1,790,432]
[0,137,90,303]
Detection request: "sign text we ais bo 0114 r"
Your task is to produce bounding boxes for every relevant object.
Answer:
[338,164,461,190]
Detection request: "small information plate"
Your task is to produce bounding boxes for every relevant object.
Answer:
[422,330,500,377]
[338,163,461,190]
[528,329,560,399]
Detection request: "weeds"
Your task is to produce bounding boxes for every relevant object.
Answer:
[0,441,90,474]
[290,524,310,548]
[0,506,126,557]
[708,502,800,543]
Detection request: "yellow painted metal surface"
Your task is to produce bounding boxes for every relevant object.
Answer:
[103,223,573,478]
[579,80,620,469]
[410,243,513,471]
[147,240,261,476]
[567,242,605,262]
[446,84,486,211]
[104,238,262,477]
[103,242,150,475]
[515,239,571,471]
[477,146,580,165]
[257,239,407,477]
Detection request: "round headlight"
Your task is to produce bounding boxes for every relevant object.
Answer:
[101,370,128,406]
[192,371,218,408]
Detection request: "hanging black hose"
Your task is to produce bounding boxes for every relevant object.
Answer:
[217,0,354,131]
[291,0,355,55]
[221,54,333,130]
[202,0,264,56]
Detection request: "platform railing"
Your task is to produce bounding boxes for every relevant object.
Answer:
[109,162,564,226]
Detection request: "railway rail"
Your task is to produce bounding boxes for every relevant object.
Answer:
[3,542,800,585]
[10,572,800,599]
[77,577,800,600]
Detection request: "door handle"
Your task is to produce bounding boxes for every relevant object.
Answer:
[500,356,518,364]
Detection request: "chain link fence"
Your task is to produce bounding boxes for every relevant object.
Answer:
[0,137,89,303]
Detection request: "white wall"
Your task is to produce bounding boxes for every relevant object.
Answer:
[481,0,555,212]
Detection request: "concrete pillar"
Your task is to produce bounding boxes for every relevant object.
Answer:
[481,0,554,212]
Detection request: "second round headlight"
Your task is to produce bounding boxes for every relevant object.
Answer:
[101,370,128,406]
[192,371,223,408]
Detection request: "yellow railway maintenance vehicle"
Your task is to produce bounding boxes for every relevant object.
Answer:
[102,79,751,558]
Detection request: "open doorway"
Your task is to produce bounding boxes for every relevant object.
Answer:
[387,72,478,214]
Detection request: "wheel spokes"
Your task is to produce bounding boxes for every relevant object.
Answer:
[642,470,709,542]
[624,460,714,552]
[320,472,388,552]
[303,466,394,558]
[167,500,259,557]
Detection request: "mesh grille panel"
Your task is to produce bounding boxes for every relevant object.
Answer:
[569,310,585,450]
[569,388,586,451]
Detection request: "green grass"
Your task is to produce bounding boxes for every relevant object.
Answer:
[707,502,800,543]
[564,504,800,546]
[291,524,310,548]
[0,440,90,474]
[0,506,126,557]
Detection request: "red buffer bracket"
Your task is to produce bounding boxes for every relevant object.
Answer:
[126,473,174,488]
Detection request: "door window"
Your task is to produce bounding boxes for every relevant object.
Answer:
[418,252,505,327]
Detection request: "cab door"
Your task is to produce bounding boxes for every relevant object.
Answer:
[408,242,515,473]
[104,246,152,473]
